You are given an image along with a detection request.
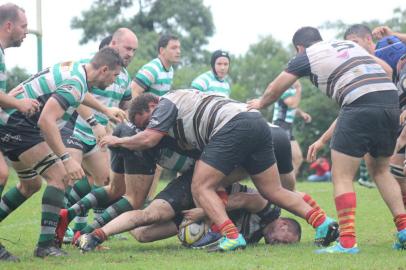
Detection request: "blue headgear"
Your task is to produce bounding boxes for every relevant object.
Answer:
[375,35,406,71]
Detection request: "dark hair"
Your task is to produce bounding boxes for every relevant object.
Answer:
[99,35,113,50]
[91,47,123,70]
[211,50,230,75]
[344,24,372,40]
[158,34,179,53]
[0,3,25,25]
[292,27,323,48]
[281,217,302,242]
[128,93,159,124]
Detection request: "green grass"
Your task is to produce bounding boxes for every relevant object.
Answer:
[1,173,406,270]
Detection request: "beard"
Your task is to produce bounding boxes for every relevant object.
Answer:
[10,38,23,47]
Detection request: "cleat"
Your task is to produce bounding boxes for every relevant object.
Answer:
[79,233,103,252]
[393,229,406,250]
[72,231,82,247]
[357,178,376,188]
[55,209,69,248]
[207,234,246,252]
[314,217,339,247]
[34,244,68,258]
[315,242,359,254]
[0,243,19,262]
[63,227,74,244]
[191,231,222,249]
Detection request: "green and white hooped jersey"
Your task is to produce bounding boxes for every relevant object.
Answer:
[157,148,195,173]
[191,70,231,98]
[73,61,132,145]
[272,87,297,124]
[0,61,88,127]
[134,58,174,96]
[0,48,6,93]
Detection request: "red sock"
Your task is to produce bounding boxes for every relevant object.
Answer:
[218,219,239,239]
[305,207,326,228]
[216,191,228,206]
[210,224,220,233]
[335,192,356,248]
[303,193,321,210]
[394,214,406,231]
[92,228,107,242]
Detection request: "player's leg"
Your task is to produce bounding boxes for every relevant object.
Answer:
[130,221,178,243]
[79,199,176,251]
[366,155,406,249]
[290,140,303,176]
[0,152,8,197]
[0,161,42,222]
[18,142,68,257]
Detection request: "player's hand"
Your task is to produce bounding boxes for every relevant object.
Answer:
[247,98,263,110]
[372,26,393,40]
[307,139,325,162]
[62,158,85,180]
[16,98,40,116]
[8,85,24,97]
[99,135,121,148]
[181,208,205,226]
[105,107,127,124]
[301,112,312,123]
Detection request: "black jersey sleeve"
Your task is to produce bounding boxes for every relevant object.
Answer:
[285,52,311,77]
[146,98,178,134]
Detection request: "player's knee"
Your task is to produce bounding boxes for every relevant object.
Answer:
[131,227,151,243]
[0,168,8,184]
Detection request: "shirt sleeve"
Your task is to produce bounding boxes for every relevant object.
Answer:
[52,79,84,110]
[134,64,157,90]
[146,98,178,134]
[285,52,311,78]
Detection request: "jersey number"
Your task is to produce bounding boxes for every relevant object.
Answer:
[332,42,355,52]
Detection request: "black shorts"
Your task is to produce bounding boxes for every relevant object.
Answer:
[331,91,399,158]
[61,127,97,155]
[0,112,43,161]
[201,112,276,175]
[273,119,295,141]
[271,125,294,174]
[110,147,156,175]
[154,169,195,226]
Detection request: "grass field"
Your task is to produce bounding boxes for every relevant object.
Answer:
[1,173,406,270]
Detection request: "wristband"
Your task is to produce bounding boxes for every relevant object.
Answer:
[60,152,71,162]
[86,115,98,127]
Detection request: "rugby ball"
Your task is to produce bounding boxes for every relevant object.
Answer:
[177,220,208,246]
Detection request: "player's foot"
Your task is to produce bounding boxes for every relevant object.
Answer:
[315,242,359,254]
[72,231,82,247]
[314,217,339,247]
[63,227,74,244]
[207,234,246,252]
[33,244,68,258]
[78,233,103,252]
[55,209,69,247]
[393,228,406,250]
[191,231,222,249]
[0,243,19,262]
[357,178,376,188]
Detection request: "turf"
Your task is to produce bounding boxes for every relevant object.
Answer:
[1,173,406,269]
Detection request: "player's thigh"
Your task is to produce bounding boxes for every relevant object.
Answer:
[83,149,109,185]
[0,152,8,182]
[124,174,154,208]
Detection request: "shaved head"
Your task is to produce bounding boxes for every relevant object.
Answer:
[110,28,138,67]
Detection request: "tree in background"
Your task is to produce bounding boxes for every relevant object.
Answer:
[71,0,215,71]
[6,66,29,92]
